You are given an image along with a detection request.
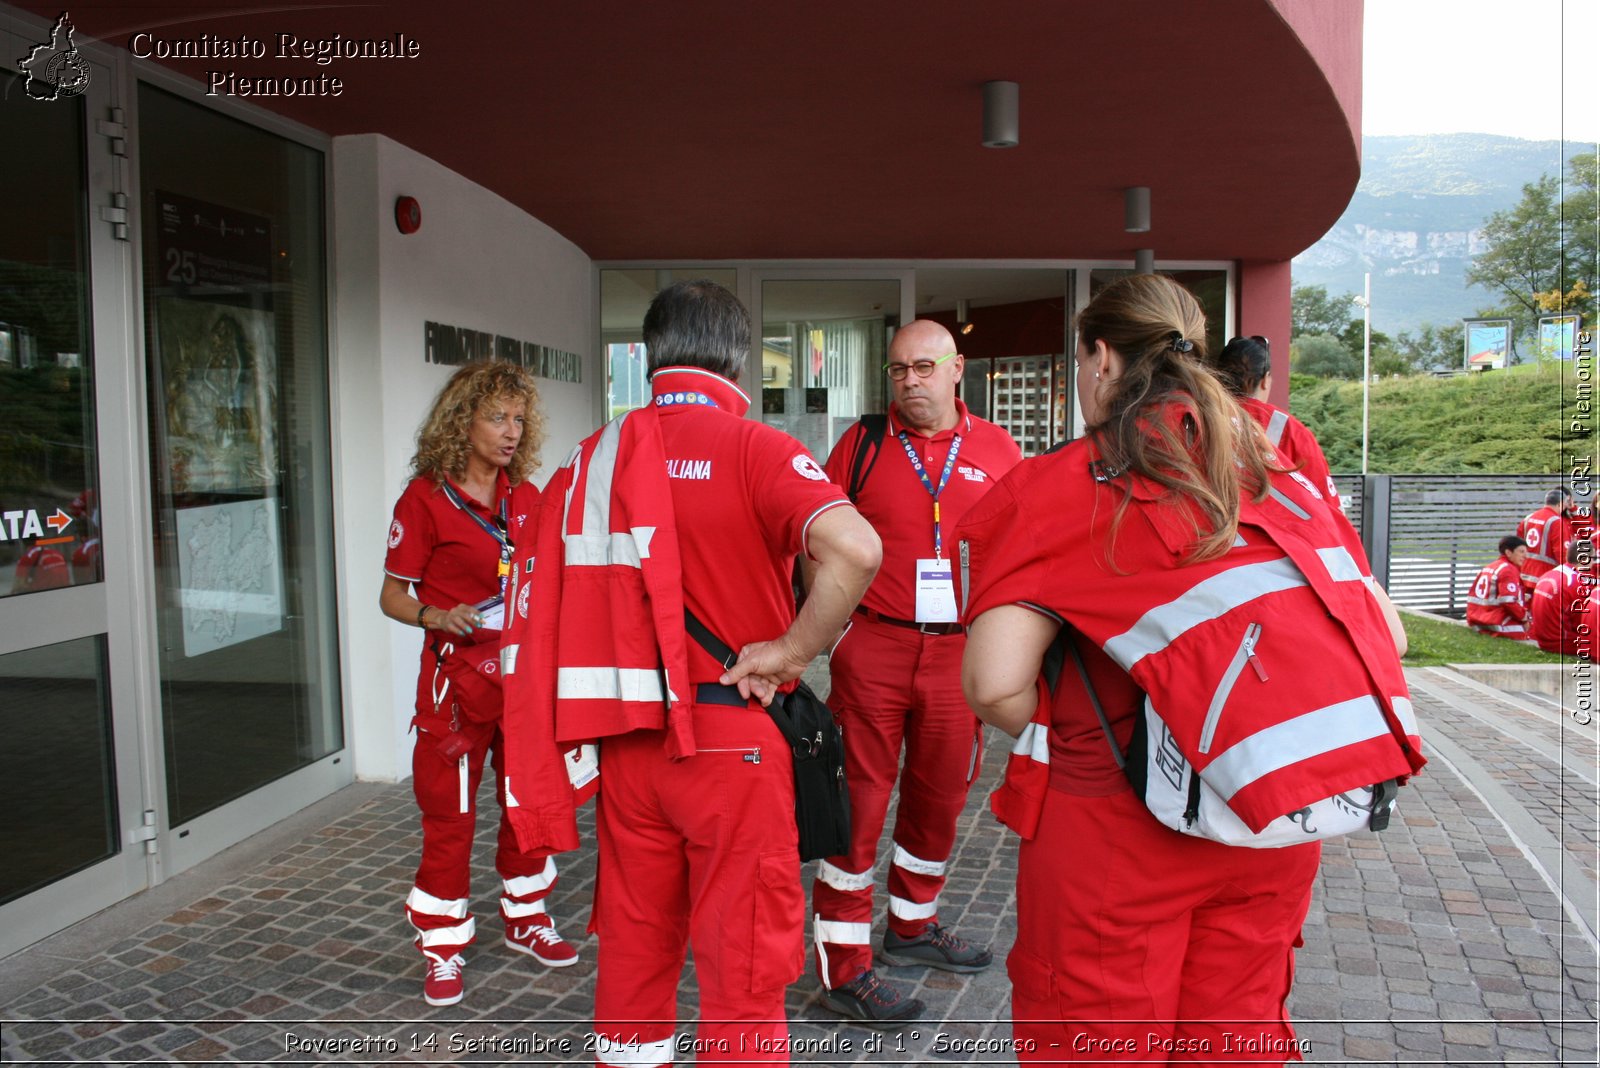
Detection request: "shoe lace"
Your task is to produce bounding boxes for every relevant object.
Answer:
[850,970,899,1008]
[426,952,464,981]
[517,922,564,946]
[926,924,970,953]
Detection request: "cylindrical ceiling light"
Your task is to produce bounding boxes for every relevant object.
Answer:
[955,298,975,335]
[1125,186,1151,233]
[1135,248,1155,274]
[982,81,1019,148]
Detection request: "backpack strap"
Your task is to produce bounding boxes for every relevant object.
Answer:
[845,413,888,502]
[1060,628,1126,771]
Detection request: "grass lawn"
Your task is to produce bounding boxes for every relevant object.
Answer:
[1401,611,1565,667]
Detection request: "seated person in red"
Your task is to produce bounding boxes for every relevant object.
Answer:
[1530,536,1594,655]
[1466,536,1533,641]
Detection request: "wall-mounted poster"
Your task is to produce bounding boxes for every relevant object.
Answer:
[174,498,285,656]
[155,298,278,494]
[1538,315,1581,361]
[1463,319,1513,370]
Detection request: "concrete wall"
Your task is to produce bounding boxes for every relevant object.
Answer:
[331,134,594,782]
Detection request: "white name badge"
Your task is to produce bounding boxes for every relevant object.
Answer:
[915,558,958,623]
[475,595,505,631]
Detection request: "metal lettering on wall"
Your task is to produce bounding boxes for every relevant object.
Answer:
[424,321,582,383]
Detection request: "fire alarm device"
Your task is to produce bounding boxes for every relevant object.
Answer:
[395,196,422,235]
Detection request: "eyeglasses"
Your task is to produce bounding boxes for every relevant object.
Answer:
[1230,335,1270,350]
[884,352,957,381]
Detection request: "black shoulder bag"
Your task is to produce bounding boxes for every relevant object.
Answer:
[683,608,851,861]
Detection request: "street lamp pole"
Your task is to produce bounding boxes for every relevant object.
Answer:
[1353,273,1372,475]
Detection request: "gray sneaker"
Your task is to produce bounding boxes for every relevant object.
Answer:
[878,922,993,973]
[820,968,924,1027]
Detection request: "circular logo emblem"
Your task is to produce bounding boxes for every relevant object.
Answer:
[482,659,498,675]
[792,454,827,481]
[388,519,404,548]
[518,581,532,619]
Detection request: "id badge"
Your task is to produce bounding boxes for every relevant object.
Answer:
[914,558,958,623]
[474,595,505,632]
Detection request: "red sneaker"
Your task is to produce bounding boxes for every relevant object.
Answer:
[504,915,578,967]
[422,951,465,1007]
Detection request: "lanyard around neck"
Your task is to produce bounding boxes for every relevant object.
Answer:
[897,431,962,560]
[440,480,512,562]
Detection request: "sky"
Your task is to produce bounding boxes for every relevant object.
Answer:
[1364,0,1599,141]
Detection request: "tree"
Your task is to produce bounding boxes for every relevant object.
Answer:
[1291,334,1359,379]
[1291,284,1357,340]
[1467,152,1598,342]
[1392,322,1465,373]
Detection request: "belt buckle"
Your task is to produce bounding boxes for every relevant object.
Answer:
[918,621,950,635]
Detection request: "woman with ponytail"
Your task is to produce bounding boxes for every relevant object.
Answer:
[956,274,1406,1061]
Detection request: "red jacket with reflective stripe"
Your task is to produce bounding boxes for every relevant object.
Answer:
[1465,556,1529,636]
[958,431,1423,838]
[1530,564,1593,654]
[1518,506,1568,586]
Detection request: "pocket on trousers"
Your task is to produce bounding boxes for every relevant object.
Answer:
[748,848,804,993]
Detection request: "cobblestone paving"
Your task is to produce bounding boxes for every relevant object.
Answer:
[1,666,1597,1064]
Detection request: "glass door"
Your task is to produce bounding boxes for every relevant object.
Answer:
[0,22,150,957]
[750,271,912,464]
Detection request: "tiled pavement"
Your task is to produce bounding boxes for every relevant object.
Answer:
[1,664,1597,1065]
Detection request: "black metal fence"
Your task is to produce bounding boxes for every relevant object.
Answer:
[1330,474,1561,616]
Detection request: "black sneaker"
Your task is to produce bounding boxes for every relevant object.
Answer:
[879,922,993,973]
[820,968,924,1027]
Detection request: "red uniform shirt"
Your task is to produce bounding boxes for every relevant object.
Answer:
[1465,556,1529,637]
[1518,505,1569,587]
[824,399,1020,620]
[1530,564,1594,655]
[1239,397,1342,514]
[653,367,853,683]
[385,469,538,619]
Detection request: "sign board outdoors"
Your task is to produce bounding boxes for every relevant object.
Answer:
[1463,319,1513,370]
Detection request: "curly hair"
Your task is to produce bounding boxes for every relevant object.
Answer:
[1077,274,1274,564]
[409,360,545,485]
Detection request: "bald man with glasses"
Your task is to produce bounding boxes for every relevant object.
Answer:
[806,319,1021,1024]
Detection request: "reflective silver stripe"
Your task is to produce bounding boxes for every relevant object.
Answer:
[502,643,520,676]
[1474,622,1528,633]
[595,1034,675,1067]
[1392,696,1417,735]
[1528,551,1558,565]
[415,918,475,947]
[1103,557,1308,669]
[565,529,656,568]
[557,667,666,702]
[1205,694,1395,801]
[892,843,947,877]
[503,856,557,898]
[1232,534,1248,548]
[1466,595,1520,606]
[502,898,552,919]
[406,886,469,920]
[816,860,874,892]
[1267,486,1311,520]
[1266,409,1288,446]
[583,415,628,538]
[1012,721,1049,765]
[1316,546,1364,583]
[888,894,939,920]
[814,918,872,944]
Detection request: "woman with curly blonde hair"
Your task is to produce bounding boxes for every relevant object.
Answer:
[379,360,575,1007]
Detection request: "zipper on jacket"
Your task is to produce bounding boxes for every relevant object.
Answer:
[697,745,762,764]
[1198,622,1265,755]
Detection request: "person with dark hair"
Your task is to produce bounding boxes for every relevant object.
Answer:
[378,360,576,1007]
[1530,535,1594,654]
[500,280,882,1064]
[1466,535,1534,640]
[807,319,1020,1024]
[1518,487,1575,592]
[956,273,1411,1058]
[1208,334,1343,513]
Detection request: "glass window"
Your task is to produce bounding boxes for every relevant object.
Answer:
[0,636,116,906]
[1090,268,1229,356]
[600,269,737,417]
[139,86,342,824]
[0,72,101,596]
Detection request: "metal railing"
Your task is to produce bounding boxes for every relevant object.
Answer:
[1331,474,1560,616]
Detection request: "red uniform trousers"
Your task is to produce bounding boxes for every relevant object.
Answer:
[406,719,559,956]
[1010,786,1320,1064]
[592,703,803,1068]
[811,618,984,989]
